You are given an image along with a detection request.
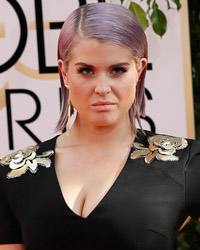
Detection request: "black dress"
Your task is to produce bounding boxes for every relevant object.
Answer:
[0,130,200,250]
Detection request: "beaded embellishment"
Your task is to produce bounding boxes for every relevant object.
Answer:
[0,146,54,179]
[130,135,188,164]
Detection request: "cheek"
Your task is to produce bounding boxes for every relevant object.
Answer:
[127,73,138,98]
[68,79,91,110]
[118,78,137,104]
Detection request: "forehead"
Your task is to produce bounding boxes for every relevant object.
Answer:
[69,39,134,65]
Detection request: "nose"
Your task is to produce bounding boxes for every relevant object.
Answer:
[94,75,111,95]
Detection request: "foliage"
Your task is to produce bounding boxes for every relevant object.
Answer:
[150,6,167,36]
[176,219,200,250]
[120,0,181,37]
[129,2,148,30]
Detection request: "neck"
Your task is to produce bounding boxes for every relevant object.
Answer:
[65,114,135,147]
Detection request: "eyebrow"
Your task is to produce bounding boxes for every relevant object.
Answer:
[74,62,130,68]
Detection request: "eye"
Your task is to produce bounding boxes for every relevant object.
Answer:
[110,67,128,75]
[77,67,94,76]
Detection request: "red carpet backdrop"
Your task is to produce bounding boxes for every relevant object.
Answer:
[0,0,194,157]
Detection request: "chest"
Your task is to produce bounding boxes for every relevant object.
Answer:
[54,146,131,218]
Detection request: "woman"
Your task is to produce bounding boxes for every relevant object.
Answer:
[0,2,200,250]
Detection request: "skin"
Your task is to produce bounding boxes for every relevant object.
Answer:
[0,39,147,248]
[55,39,147,218]
[59,39,147,132]
[0,245,24,250]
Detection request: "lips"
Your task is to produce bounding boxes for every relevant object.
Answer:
[91,100,116,111]
[91,101,116,106]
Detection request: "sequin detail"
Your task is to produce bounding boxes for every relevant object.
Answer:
[130,135,188,164]
[0,146,54,179]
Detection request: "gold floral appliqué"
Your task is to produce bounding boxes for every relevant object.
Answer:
[0,146,54,179]
[130,135,188,164]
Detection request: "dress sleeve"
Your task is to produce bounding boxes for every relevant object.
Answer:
[185,139,200,219]
[0,175,23,244]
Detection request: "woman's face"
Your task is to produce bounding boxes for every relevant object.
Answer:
[58,39,147,129]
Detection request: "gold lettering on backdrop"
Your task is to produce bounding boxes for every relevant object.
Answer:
[0,23,5,38]
[14,61,59,80]
[29,21,62,30]
[0,82,9,110]
[29,21,50,30]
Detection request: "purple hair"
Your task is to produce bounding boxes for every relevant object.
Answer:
[56,2,148,134]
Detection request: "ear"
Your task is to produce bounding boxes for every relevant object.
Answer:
[137,58,148,78]
[58,59,68,86]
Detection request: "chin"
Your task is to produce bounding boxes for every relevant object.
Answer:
[90,109,129,127]
[91,116,117,128]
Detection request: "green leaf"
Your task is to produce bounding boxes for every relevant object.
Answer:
[150,8,167,37]
[152,0,159,9]
[129,2,148,30]
[146,0,152,14]
[171,0,181,10]
[147,0,151,6]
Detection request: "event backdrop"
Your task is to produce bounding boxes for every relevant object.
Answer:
[0,0,194,158]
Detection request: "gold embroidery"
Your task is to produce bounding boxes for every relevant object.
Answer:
[0,146,54,179]
[130,135,188,164]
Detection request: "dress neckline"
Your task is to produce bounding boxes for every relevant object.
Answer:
[50,133,139,220]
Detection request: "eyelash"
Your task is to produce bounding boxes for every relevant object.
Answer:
[111,67,128,75]
[77,67,128,76]
[77,67,93,75]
